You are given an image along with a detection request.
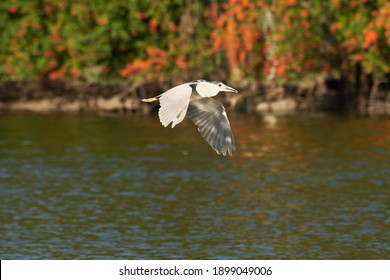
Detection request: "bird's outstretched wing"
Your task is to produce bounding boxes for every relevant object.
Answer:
[186,98,235,156]
[158,84,192,128]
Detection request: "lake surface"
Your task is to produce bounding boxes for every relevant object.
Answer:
[1,112,389,259]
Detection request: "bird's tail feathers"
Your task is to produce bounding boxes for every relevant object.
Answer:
[141,94,162,103]
[142,97,158,103]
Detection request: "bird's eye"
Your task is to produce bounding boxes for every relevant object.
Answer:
[218,83,222,87]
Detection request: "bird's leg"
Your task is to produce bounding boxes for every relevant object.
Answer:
[142,97,158,103]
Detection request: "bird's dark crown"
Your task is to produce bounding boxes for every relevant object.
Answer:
[193,80,221,84]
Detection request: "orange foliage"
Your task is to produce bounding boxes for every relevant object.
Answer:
[297,54,304,61]
[375,2,390,45]
[375,17,384,28]
[283,0,298,7]
[225,18,239,68]
[371,10,379,17]
[210,0,262,71]
[302,21,311,29]
[362,29,378,49]
[120,59,151,78]
[135,12,146,20]
[146,46,166,58]
[120,48,164,78]
[330,22,341,33]
[175,56,187,70]
[169,23,177,33]
[300,9,309,17]
[97,18,109,26]
[238,51,246,64]
[344,37,359,52]
[8,6,17,14]
[149,19,158,34]
[282,15,291,24]
[69,69,81,78]
[276,64,286,77]
[5,0,388,82]
[48,60,56,68]
[352,54,363,62]
[349,1,357,8]
[262,59,273,76]
[386,15,390,44]
[48,69,65,80]
[258,1,266,8]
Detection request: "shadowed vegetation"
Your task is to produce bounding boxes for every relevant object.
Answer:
[1,0,389,113]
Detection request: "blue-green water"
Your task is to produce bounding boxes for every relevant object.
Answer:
[1,113,389,259]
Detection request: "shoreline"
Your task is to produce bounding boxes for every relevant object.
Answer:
[1,79,389,116]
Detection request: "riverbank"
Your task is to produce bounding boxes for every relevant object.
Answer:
[1,79,389,115]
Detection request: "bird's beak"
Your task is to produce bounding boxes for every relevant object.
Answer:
[222,85,238,93]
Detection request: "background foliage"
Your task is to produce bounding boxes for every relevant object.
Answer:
[1,0,389,86]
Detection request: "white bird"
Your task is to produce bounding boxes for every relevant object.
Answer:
[142,80,238,156]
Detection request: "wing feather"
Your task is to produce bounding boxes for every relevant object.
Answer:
[158,84,192,128]
[186,98,236,156]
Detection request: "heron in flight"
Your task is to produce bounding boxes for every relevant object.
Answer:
[142,80,238,156]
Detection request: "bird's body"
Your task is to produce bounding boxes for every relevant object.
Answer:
[142,80,238,156]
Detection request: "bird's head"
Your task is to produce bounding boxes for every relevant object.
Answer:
[211,81,238,94]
